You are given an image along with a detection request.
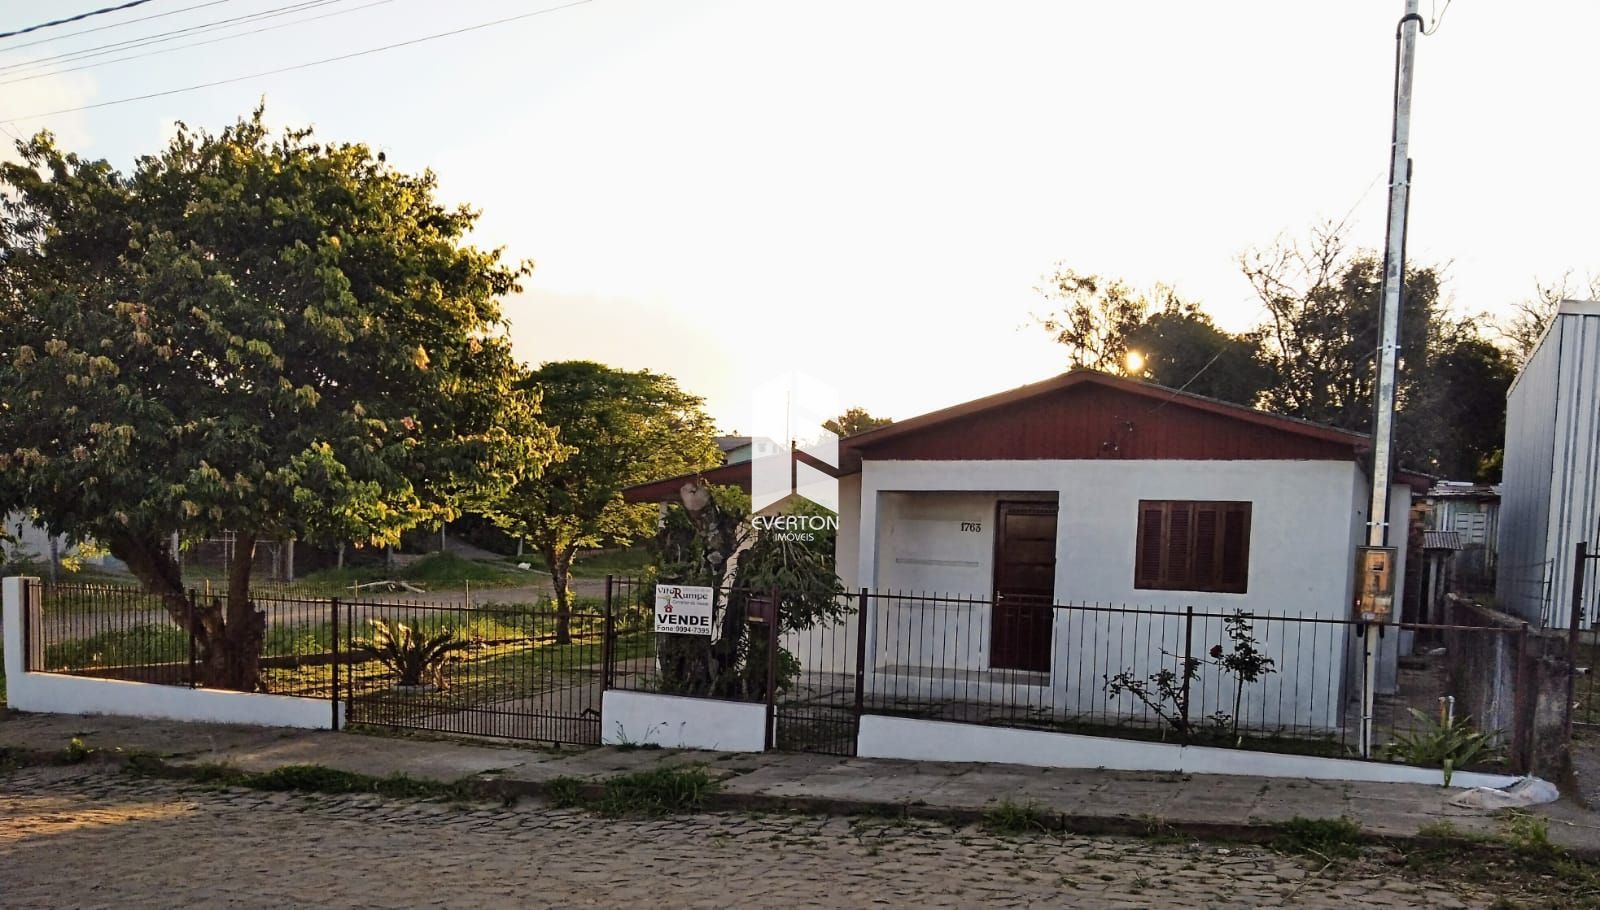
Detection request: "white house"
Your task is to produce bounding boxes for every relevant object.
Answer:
[1498,299,1600,628]
[628,370,1420,734]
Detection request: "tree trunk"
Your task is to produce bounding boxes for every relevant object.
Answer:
[546,544,573,645]
[656,480,743,695]
[111,529,269,693]
[197,532,267,692]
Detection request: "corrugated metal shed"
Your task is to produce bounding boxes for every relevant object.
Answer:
[1497,299,1600,628]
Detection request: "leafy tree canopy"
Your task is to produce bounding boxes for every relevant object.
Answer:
[480,360,718,642]
[0,109,551,688]
[823,407,892,438]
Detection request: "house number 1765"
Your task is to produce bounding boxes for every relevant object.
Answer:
[959,521,982,533]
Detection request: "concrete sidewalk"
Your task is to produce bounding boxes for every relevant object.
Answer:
[4,710,1597,856]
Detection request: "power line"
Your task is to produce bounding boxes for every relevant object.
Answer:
[0,0,395,88]
[0,0,237,55]
[1422,0,1453,35]
[0,0,594,125]
[0,0,348,76]
[0,0,163,41]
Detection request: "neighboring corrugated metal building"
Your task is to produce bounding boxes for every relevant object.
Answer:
[1497,299,1600,628]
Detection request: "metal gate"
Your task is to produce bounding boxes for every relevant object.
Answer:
[342,597,615,746]
[769,589,864,756]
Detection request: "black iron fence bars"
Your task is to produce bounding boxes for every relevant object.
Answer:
[18,577,1557,769]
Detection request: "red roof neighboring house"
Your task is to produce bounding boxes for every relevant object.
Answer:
[624,369,1428,503]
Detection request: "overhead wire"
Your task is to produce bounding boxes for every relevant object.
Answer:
[0,0,162,41]
[0,0,595,125]
[0,0,352,76]
[0,0,238,55]
[0,0,397,87]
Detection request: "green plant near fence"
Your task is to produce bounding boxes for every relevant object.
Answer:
[1381,709,1501,786]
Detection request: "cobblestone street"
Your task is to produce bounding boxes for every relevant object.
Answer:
[0,765,1498,909]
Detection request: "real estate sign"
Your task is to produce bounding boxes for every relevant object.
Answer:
[653,584,714,635]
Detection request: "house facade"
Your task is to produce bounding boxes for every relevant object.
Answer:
[628,370,1418,734]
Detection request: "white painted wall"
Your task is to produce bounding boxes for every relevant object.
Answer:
[830,459,1389,732]
[1499,300,1600,628]
[3,577,339,730]
[857,714,1520,790]
[601,690,767,752]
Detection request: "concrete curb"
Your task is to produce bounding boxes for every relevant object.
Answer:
[8,743,1592,862]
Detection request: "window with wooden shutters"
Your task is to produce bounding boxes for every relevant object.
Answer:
[1134,500,1251,593]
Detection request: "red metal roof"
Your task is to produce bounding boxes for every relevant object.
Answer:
[623,370,1425,502]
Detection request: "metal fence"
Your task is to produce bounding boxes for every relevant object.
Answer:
[19,578,1555,770]
[23,580,627,746]
[31,583,340,698]
[848,590,1537,769]
[340,597,620,744]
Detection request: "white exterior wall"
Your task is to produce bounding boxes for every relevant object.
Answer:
[1498,301,1600,627]
[857,715,1519,790]
[601,691,767,752]
[4,577,337,729]
[835,459,1373,731]
[858,459,1364,612]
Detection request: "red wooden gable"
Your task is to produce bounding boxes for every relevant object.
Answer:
[845,372,1367,463]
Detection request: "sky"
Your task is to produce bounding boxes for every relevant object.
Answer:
[2,0,1596,431]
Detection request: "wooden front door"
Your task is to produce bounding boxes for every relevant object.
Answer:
[991,502,1057,672]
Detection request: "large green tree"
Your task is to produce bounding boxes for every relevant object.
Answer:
[1407,327,1514,480]
[1239,229,1441,435]
[1036,268,1268,406]
[1122,304,1270,405]
[823,407,892,438]
[482,361,718,644]
[0,111,550,690]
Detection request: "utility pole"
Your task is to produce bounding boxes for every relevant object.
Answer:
[1359,0,1424,759]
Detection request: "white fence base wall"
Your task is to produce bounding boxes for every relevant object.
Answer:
[4,576,338,730]
[857,715,1521,790]
[601,690,766,752]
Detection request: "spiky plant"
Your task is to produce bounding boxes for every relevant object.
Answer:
[1382,709,1501,786]
[363,620,470,688]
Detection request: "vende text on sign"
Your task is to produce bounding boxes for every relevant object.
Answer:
[653,584,715,636]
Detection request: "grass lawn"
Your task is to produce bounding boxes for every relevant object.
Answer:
[276,552,536,596]
[32,598,653,703]
[567,547,655,579]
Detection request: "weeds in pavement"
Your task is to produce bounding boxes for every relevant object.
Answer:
[1272,816,1363,859]
[544,767,714,817]
[980,801,1054,836]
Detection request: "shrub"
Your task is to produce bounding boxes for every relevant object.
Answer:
[1382,709,1500,786]
[362,619,469,688]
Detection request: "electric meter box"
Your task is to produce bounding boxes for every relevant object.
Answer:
[1353,546,1397,622]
